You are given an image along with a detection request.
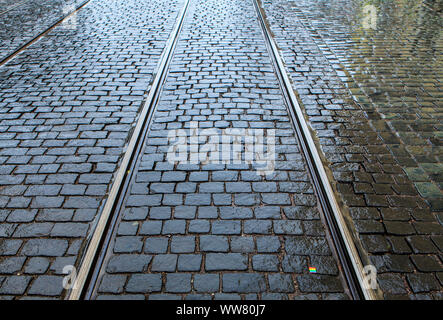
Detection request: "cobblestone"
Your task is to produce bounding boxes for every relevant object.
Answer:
[98,274,126,294]
[5,0,437,300]
[28,275,64,296]
[126,274,162,293]
[0,0,86,61]
[261,0,443,299]
[0,0,183,299]
[92,0,347,300]
[222,274,267,293]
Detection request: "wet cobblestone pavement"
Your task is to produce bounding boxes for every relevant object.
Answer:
[94,0,347,301]
[0,0,88,62]
[261,0,442,299]
[285,0,443,209]
[0,0,441,301]
[0,0,182,299]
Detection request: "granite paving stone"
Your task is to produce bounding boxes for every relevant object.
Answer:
[92,0,347,300]
[0,0,183,299]
[261,0,443,299]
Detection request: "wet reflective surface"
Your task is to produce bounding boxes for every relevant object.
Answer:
[0,0,84,61]
[262,0,443,298]
[0,0,184,299]
[0,0,440,300]
[289,0,442,204]
[0,0,28,12]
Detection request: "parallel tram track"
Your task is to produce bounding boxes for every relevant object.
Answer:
[0,0,29,16]
[54,0,374,300]
[0,0,92,67]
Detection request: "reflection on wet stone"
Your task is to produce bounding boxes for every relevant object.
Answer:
[262,0,443,299]
[282,0,443,208]
[0,0,86,62]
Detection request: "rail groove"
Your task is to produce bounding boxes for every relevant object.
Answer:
[0,0,29,16]
[0,0,92,67]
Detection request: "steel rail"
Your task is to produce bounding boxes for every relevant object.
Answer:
[0,0,29,16]
[0,0,92,67]
[67,0,191,300]
[252,0,377,300]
